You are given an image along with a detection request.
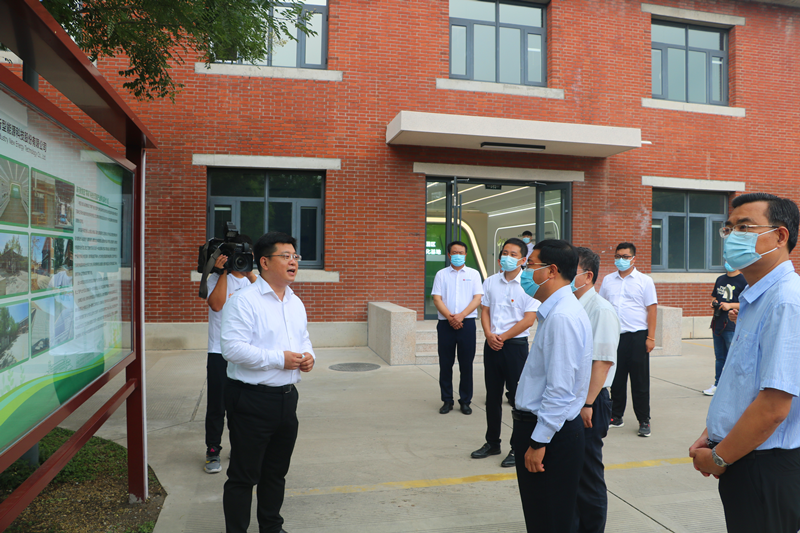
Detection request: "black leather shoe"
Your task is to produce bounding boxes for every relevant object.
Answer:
[501,449,516,468]
[439,402,454,414]
[471,443,501,459]
[460,403,472,415]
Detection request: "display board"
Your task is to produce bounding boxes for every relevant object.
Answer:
[0,84,132,454]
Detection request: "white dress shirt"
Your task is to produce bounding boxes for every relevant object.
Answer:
[431,265,483,320]
[221,276,314,386]
[481,271,540,337]
[598,267,658,333]
[579,287,620,388]
[515,285,593,442]
[207,273,253,353]
[526,242,534,259]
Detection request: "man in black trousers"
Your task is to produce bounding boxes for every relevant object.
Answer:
[431,240,483,415]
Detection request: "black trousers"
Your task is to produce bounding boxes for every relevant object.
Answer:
[223,380,299,533]
[205,353,228,452]
[718,447,800,533]
[576,388,611,533]
[512,414,585,533]
[484,340,528,446]
[437,318,476,405]
[611,330,650,422]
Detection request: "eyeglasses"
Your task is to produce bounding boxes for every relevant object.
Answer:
[613,254,634,260]
[266,253,302,261]
[718,224,779,238]
[526,261,549,267]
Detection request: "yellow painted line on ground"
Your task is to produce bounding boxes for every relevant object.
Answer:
[683,340,713,348]
[286,456,693,497]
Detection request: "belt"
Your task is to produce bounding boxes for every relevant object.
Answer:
[511,409,538,423]
[227,378,294,394]
[503,337,528,346]
[708,439,790,457]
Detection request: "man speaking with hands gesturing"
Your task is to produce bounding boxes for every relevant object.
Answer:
[221,231,315,533]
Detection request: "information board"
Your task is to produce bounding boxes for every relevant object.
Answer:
[0,84,132,454]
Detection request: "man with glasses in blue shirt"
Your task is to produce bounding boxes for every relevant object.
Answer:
[690,193,800,533]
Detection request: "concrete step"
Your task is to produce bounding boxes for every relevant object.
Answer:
[416,341,484,353]
[415,351,485,365]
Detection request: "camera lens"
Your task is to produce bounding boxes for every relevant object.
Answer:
[233,256,247,270]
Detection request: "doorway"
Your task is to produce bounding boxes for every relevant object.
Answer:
[424,178,570,319]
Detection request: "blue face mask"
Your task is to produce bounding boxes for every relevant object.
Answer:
[614,258,632,271]
[570,271,590,292]
[520,265,550,298]
[724,261,734,272]
[522,237,531,244]
[500,255,521,272]
[723,228,778,271]
[450,254,466,267]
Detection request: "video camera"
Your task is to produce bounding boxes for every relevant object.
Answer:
[711,300,723,318]
[197,222,254,298]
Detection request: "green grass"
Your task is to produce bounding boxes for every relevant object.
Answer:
[124,522,155,533]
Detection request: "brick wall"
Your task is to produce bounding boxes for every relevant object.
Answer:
[34,0,800,322]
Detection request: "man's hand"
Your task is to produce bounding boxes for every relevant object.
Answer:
[688,429,720,478]
[214,254,228,270]
[448,314,463,330]
[719,302,733,312]
[729,308,739,323]
[246,270,258,283]
[299,352,315,372]
[487,333,504,351]
[689,447,726,478]
[581,407,593,428]
[645,337,655,353]
[283,351,304,370]
[524,446,546,473]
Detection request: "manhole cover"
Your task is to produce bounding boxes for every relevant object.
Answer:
[329,363,381,372]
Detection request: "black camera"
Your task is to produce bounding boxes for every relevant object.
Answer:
[197,223,254,298]
[712,300,723,318]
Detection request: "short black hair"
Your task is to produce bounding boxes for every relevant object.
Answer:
[575,247,600,284]
[502,237,528,258]
[522,230,533,237]
[230,233,253,246]
[533,239,578,281]
[254,231,297,273]
[447,240,468,254]
[616,242,637,256]
[732,193,800,253]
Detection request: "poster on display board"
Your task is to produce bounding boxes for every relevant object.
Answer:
[0,84,133,455]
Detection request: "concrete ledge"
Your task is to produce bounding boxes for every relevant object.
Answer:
[436,78,565,100]
[192,153,341,170]
[649,272,722,284]
[368,302,417,365]
[654,306,682,356]
[643,175,745,193]
[190,270,339,283]
[308,321,367,347]
[682,316,713,339]
[0,51,22,65]
[642,3,746,27]
[195,62,343,82]
[413,162,584,182]
[642,98,746,117]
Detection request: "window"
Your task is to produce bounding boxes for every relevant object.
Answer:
[651,190,727,271]
[214,1,327,69]
[651,21,728,105]
[449,0,545,86]
[207,169,324,267]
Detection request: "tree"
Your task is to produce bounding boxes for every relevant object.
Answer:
[42,0,314,101]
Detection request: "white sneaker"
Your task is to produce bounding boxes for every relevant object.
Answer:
[703,385,716,396]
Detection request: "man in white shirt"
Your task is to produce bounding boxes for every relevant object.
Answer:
[431,241,484,415]
[598,242,658,438]
[513,239,593,532]
[573,247,620,533]
[472,238,539,468]
[203,236,257,474]
[522,230,534,259]
[220,232,315,533]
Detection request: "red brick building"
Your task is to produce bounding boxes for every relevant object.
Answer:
[16,0,800,347]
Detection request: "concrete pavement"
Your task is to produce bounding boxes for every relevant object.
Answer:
[61,337,727,532]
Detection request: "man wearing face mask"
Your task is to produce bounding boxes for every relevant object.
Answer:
[598,242,658,437]
[471,238,539,468]
[513,239,593,533]
[522,230,534,259]
[704,263,746,396]
[689,193,800,533]
[431,241,484,415]
[573,247,620,533]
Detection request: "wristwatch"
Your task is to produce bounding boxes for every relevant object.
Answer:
[711,448,732,467]
[529,439,546,450]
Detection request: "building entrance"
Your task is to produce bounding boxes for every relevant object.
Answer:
[424,178,570,319]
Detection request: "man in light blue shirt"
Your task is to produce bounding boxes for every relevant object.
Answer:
[513,239,593,533]
[690,193,800,533]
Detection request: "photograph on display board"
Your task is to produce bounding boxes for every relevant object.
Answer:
[31,235,52,292]
[0,155,30,227]
[54,179,75,231]
[53,291,74,347]
[0,231,29,298]
[30,296,54,357]
[48,238,73,289]
[0,300,30,372]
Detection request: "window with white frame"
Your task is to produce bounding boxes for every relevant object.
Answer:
[651,190,727,271]
[207,169,324,268]
[449,0,545,86]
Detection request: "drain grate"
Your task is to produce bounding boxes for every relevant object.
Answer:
[329,362,381,372]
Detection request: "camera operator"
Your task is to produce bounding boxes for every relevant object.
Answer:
[704,263,746,396]
[203,234,257,474]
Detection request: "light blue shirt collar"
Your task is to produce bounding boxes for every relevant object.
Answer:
[738,260,794,305]
[537,284,573,321]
